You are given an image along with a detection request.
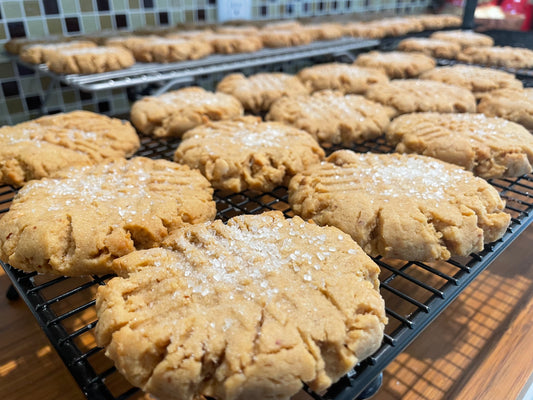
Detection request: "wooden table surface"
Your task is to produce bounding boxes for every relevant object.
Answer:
[1,225,532,400]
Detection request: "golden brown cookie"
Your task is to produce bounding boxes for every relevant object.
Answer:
[300,22,345,40]
[289,151,510,261]
[129,37,212,62]
[130,87,244,138]
[387,112,533,178]
[413,14,462,30]
[174,116,324,192]
[343,22,387,39]
[266,90,391,145]
[202,33,263,54]
[216,72,310,114]
[5,36,66,54]
[456,46,533,69]
[354,51,436,78]
[95,211,387,400]
[429,30,494,48]
[419,64,523,98]
[46,46,135,74]
[397,37,461,59]
[0,157,216,276]
[478,88,533,131]
[365,79,476,117]
[19,40,97,64]
[259,29,313,48]
[0,110,140,187]
[297,63,389,94]
[215,25,260,35]
[105,35,155,51]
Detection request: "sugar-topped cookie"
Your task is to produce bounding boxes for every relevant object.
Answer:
[478,88,533,131]
[289,151,510,261]
[354,51,436,78]
[0,110,140,187]
[266,90,391,145]
[130,87,244,137]
[398,37,461,59]
[95,211,387,400]
[0,157,216,276]
[429,30,494,48]
[297,63,389,94]
[365,79,476,117]
[387,112,533,178]
[216,72,309,114]
[174,116,324,192]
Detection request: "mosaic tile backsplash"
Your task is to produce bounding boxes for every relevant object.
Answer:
[0,0,430,125]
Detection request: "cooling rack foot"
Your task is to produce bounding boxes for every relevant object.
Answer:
[6,284,20,301]
[356,372,383,399]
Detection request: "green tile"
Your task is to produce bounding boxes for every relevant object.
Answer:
[82,104,96,112]
[0,23,6,41]
[129,13,144,29]
[23,1,42,17]
[100,15,113,30]
[112,0,128,10]
[0,62,15,79]
[20,77,38,94]
[47,18,64,35]
[40,76,52,89]
[184,10,194,22]
[82,16,99,33]
[80,1,94,12]
[60,0,78,13]
[6,97,24,114]
[172,10,183,24]
[27,20,46,37]
[3,2,23,19]
[129,0,140,8]
[206,8,216,22]
[182,0,194,7]
[145,13,156,26]
[62,90,77,104]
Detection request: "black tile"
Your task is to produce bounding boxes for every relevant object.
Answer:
[197,9,205,21]
[97,0,110,11]
[332,0,338,9]
[79,91,93,101]
[2,81,19,97]
[65,17,80,33]
[303,3,309,12]
[318,1,324,10]
[25,95,42,110]
[98,101,110,113]
[0,8,2,19]
[260,5,267,16]
[46,109,62,115]
[286,4,294,13]
[143,0,154,8]
[42,0,59,15]
[115,14,128,28]
[158,12,169,25]
[8,21,26,38]
[208,0,216,5]
[17,63,34,76]
[345,0,351,8]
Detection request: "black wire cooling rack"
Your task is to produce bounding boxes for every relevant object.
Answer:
[1,135,533,400]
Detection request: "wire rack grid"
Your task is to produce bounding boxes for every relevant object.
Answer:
[1,135,533,400]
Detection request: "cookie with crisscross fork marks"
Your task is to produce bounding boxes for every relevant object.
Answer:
[0,157,215,276]
[386,112,533,178]
[289,151,510,261]
[95,211,387,400]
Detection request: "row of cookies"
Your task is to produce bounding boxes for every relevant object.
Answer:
[0,110,390,400]
[0,110,510,400]
[397,30,533,69]
[10,14,463,74]
[0,67,519,400]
